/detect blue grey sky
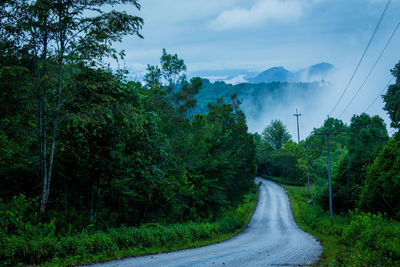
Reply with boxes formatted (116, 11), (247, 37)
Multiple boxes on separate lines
(116, 0), (400, 136)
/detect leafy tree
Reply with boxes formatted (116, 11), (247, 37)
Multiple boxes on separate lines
(359, 138), (400, 218)
(254, 133), (273, 176)
(0, 36), (257, 248)
(319, 113), (388, 213)
(53, 66), (188, 226)
(160, 48), (187, 87)
(358, 61), (400, 218)
(144, 65), (162, 88)
(0, 65), (38, 200)
(1, 0), (143, 213)
(262, 119), (291, 150)
(256, 121), (307, 182)
(383, 61), (400, 129)
(260, 141), (305, 181)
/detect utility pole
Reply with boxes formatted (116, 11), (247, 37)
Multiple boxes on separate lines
(306, 137), (310, 193)
(293, 109), (301, 143)
(314, 116), (340, 217)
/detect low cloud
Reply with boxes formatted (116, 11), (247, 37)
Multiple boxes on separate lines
(210, 0), (304, 31)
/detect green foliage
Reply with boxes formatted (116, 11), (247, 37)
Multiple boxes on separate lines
(262, 119), (291, 150)
(160, 48), (187, 86)
(383, 61), (400, 129)
(0, 195), (36, 236)
(325, 113), (388, 213)
(191, 79), (328, 117)
(0, 190), (257, 266)
(0, 41), (257, 265)
(255, 122), (305, 183)
(285, 185), (400, 266)
(310, 114), (388, 213)
(262, 175), (305, 186)
(359, 137), (400, 218)
(338, 213), (400, 266)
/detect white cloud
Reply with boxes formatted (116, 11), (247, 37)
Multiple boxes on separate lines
(203, 74), (248, 85)
(203, 76), (230, 82)
(224, 75), (248, 84)
(210, 0), (304, 31)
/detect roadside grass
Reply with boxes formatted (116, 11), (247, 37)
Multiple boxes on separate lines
(282, 183), (400, 266)
(1, 187), (258, 267)
(261, 175), (305, 186)
(44, 228), (247, 267)
(283, 184), (346, 266)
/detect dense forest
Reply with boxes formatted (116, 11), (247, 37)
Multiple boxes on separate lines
(255, 61), (400, 265)
(1, 0), (400, 266)
(0, 1), (256, 265)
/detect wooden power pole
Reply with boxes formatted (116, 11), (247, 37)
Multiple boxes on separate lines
(314, 117), (340, 217)
(306, 137), (310, 193)
(293, 109), (301, 143)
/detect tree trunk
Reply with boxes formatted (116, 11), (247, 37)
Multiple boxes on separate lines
(39, 14), (49, 213)
(41, 4), (66, 213)
(39, 83), (48, 213)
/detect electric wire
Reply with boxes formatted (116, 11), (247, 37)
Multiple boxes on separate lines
(364, 77), (394, 113)
(329, 0), (392, 116)
(338, 22), (400, 118)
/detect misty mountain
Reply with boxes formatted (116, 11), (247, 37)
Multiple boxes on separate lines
(247, 63), (334, 83)
(192, 79), (330, 133)
(247, 67), (292, 83)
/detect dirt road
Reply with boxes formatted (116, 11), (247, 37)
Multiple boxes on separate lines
(94, 178), (322, 266)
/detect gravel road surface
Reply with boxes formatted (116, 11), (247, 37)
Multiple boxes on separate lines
(93, 178), (322, 266)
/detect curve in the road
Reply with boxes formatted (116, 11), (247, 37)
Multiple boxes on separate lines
(93, 178), (322, 267)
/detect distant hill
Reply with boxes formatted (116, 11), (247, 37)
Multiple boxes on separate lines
(247, 63), (334, 84)
(247, 67), (292, 84)
(191, 79), (330, 121)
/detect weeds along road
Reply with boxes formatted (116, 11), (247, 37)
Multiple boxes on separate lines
(94, 178), (322, 267)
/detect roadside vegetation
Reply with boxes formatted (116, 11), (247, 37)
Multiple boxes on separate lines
(284, 185), (400, 266)
(256, 61), (400, 266)
(1, 188), (257, 266)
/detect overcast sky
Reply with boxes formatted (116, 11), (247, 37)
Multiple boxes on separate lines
(115, 0), (400, 136)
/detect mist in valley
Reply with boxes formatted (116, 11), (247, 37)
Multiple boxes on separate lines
(240, 62), (398, 140)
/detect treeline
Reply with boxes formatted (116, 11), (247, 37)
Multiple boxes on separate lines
(0, 0), (256, 244)
(256, 60), (400, 218)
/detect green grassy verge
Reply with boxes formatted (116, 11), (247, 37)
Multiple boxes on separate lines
(1, 188), (258, 267)
(261, 175), (305, 186)
(283, 184), (345, 266)
(283, 184), (400, 266)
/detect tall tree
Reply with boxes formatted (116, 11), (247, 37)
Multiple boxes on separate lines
(383, 60), (400, 130)
(262, 119), (291, 150)
(1, 0), (143, 213)
(325, 113), (388, 213)
(359, 138), (400, 218)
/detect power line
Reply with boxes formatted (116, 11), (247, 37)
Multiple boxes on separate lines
(364, 77), (394, 113)
(338, 22), (400, 118)
(329, 0), (392, 116)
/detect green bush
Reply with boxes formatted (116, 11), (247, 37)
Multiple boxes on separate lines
(338, 213), (400, 266)
(217, 216), (242, 234)
(0, 195), (38, 236)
